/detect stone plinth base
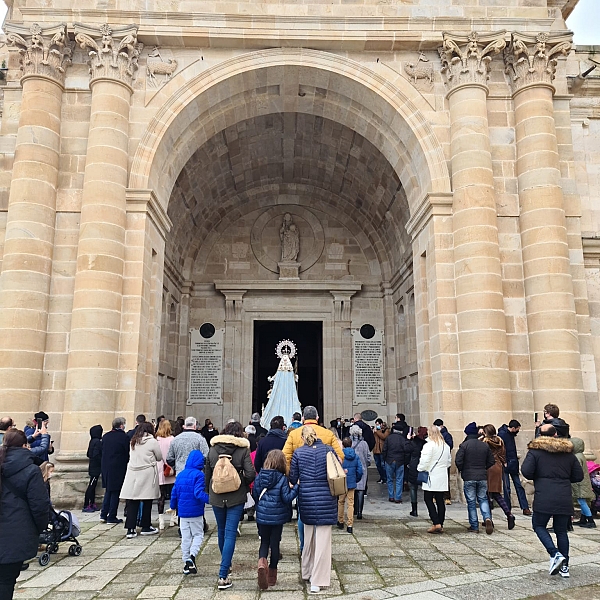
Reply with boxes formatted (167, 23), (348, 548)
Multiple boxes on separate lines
(278, 261), (300, 279)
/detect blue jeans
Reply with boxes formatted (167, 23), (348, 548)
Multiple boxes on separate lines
(374, 454), (387, 482)
(100, 488), (120, 521)
(212, 503), (245, 579)
(502, 470), (529, 511)
(297, 510), (304, 553)
(532, 512), (570, 564)
(385, 462), (404, 501)
(578, 498), (592, 517)
(463, 480), (492, 530)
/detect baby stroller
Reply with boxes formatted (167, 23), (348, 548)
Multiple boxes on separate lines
(38, 509), (82, 566)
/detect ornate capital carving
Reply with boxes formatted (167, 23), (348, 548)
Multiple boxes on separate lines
(73, 23), (143, 90)
(504, 31), (572, 95)
(438, 31), (507, 94)
(5, 22), (73, 87)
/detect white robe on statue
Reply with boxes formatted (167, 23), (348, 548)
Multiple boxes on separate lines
(261, 355), (302, 429)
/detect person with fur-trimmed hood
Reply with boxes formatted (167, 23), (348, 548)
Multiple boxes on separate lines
(521, 424), (584, 580)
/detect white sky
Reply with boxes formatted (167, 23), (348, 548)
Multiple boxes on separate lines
(0, 1), (597, 46)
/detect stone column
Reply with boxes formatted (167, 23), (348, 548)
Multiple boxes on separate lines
(0, 24), (72, 419)
(61, 24), (143, 454)
(504, 32), (587, 433)
(439, 32), (512, 425)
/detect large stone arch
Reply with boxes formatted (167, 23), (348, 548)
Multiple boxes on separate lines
(129, 47), (451, 217)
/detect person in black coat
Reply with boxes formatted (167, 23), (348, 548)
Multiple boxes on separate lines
(83, 424), (103, 512)
(393, 414), (410, 438)
(100, 417), (130, 524)
(352, 413), (375, 451)
(521, 424), (583, 577)
(455, 422), (496, 533)
(0, 430), (50, 599)
(534, 403), (570, 439)
(382, 423), (409, 503)
(498, 420), (531, 515)
(289, 426), (337, 593)
(406, 427), (427, 517)
(200, 419), (219, 445)
(254, 416), (287, 474)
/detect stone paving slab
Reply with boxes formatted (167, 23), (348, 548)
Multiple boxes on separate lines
(13, 473), (600, 600)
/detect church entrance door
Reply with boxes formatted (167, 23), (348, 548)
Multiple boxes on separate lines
(252, 321), (323, 422)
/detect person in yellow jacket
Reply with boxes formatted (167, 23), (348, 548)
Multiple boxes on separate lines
(283, 406), (344, 472)
(283, 406), (344, 555)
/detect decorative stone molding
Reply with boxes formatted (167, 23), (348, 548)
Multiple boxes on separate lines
(5, 22), (73, 86)
(504, 31), (572, 95)
(73, 23), (143, 90)
(126, 189), (173, 240)
(405, 192), (453, 239)
(438, 31), (506, 94)
(331, 292), (354, 322)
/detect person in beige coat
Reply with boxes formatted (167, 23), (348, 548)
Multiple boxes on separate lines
(120, 422), (162, 538)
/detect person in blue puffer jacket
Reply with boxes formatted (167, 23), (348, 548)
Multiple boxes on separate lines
(252, 449), (298, 590)
(170, 450), (210, 576)
(289, 425), (338, 594)
(337, 437), (363, 534)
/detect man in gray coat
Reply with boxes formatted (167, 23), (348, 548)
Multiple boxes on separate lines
(166, 417), (209, 475)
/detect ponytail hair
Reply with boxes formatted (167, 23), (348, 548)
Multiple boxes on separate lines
(302, 425), (318, 446)
(0, 429), (28, 495)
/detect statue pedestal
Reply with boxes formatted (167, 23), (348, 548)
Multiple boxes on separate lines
(278, 261), (300, 280)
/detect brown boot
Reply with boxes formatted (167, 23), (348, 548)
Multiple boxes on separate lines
(257, 558), (268, 590)
(268, 567), (277, 587)
(427, 524), (443, 534)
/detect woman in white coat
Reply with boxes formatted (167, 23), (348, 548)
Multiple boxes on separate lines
(120, 422), (162, 538)
(417, 425), (452, 534)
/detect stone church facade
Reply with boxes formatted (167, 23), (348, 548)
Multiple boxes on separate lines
(0, 0), (598, 496)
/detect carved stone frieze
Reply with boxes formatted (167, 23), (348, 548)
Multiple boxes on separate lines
(438, 31), (506, 93)
(404, 52), (434, 90)
(146, 47), (178, 87)
(5, 22), (73, 86)
(504, 31), (572, 95)
(73, 23), (143, 89)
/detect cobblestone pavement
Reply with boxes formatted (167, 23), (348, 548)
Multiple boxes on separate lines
(13, 472), (600, 600)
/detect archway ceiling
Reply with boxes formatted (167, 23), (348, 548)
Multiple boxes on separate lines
(167, 112), (411, 277)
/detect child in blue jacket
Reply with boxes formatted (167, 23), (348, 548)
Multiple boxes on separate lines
(252, 449), (298, 590)
(337, 437), (363, 533)
(170, 450), (210, 575)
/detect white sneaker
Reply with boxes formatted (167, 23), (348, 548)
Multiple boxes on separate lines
(126, 530), (137, 539)
(140, 526), (159, 536)
(559, 565), (570, 578)
(309, 585), (320, 594)
(549, 552), (565, 575)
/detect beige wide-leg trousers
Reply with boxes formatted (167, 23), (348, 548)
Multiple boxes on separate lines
(302, 525), (332, 587)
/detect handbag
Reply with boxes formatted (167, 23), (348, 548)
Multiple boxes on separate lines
(326, 449), (347, 496)
(417, 446), (445, 486)
(163, 463), (175, 478)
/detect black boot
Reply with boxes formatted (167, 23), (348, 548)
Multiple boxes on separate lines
(581, 516), (597, 529)
(410, 502), (418, 517)
(575, 515), (587, 526)
(356, 491), (365, 520)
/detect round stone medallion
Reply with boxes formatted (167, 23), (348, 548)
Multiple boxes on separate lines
(250, 205), (325, 274)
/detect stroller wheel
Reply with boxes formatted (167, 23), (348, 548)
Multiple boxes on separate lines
(69, 544), (82, 557)
(39, 553), (50, 567)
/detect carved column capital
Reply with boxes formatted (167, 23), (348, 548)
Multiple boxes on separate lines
(73, 23), (143, 91)
(504, 31), (572, 95)
(438, 30), (507, 95)
(5, 22), (73, 87)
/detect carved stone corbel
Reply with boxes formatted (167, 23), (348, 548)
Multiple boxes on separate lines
(5, 22), (73, 87)
(504, 31), (572, 95)
(438, 31), (507, 94)
(73, 23), (143, 90)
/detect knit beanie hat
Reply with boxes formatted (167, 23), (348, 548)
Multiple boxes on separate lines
(464, 422), (479, 436)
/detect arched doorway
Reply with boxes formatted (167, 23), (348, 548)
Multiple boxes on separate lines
(128, 48), (452, 428)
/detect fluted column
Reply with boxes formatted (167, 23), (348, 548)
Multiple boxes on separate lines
(62, 24), (143, 454)
(439, 31), (512, 425)
(0, 23), (72, 419)
(504, 32), (587, 433)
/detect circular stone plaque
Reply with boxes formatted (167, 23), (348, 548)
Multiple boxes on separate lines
(250, 206), (325, 274)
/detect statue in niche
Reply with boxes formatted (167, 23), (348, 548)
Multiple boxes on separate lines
(280, 213), (300, 262)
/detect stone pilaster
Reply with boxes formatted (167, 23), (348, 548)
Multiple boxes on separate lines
(61, 24), (142, 455)
(439, 31), (512, 426)
(0, 23), (72, 420)
(504, 32), (588, 434)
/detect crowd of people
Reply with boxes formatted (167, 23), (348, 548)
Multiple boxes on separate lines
(1, 404), (600, 596)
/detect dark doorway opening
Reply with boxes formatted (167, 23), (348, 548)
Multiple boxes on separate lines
(252, 321), (323, 422)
